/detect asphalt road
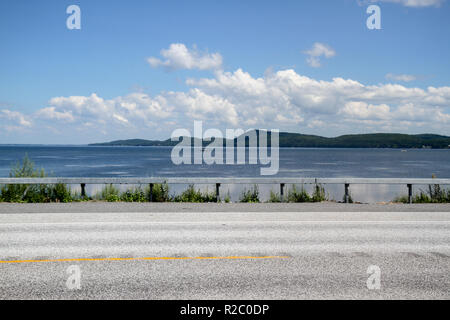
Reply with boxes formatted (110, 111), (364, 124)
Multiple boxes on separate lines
(0, 204), (449, 299)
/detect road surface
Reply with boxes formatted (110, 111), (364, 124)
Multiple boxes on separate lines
(0, 203), (449, 299)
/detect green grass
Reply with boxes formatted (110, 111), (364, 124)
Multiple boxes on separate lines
(95, 184), (120, 202)
(148, 183), (170, 202)
(287, 185), (311, 202)
(224, 191), (231, 203)
(268, 184), (328, 203)
(0, 154), (73, 203)
(394, 187), (450, 203)
(311, 184), (327, 202)
(94, 183), (171, 202)
(239, 185), (260, 203)
(120, 187), (147, 202)
(269, 190), (282, 203)
(172, 185), (217, 203)
(393, 175), (450, 203)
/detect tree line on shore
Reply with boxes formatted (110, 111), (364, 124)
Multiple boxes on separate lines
(90, 132), (450, 149)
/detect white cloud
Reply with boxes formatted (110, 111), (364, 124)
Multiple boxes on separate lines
(385, 73), (417, 82)
(44, 93), (174, 130)
(307, 119), (325, 128)
(186, 68), (450, 133)
(112, 113), (129, 124)
(303, 43), (336, 68)
(0, 109), (32, 127)
(147, 43), (223, 71)
(49, 93), (113, 117)
(340, 102), (391, 119)
(5, 65), (450, 141)
(394, 103), (427, 120)
(165, 88), (239, 125)
(35, 107), (74, 122)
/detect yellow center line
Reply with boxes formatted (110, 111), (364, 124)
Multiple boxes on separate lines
(0, 255), (290, 264)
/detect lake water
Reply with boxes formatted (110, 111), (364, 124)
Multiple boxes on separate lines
(1, 146), (449, 203)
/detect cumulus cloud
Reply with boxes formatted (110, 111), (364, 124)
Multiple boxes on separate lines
(35, 107), (74, 122)
(303, 43), (336, 68)
(340, 102), (391, 120)
(29, 67), (450, 138)
(165, 89), (239, 125)
(45, 92), (173, 129)
(0, 109), (32, 127)
(385, 73), (417, 82)
(187, 68), (450, 132)
(4, 61), (450, 141)
(147, 43), (223, 71)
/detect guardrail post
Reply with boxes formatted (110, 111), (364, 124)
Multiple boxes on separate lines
(344, 183), (350, 203)
(280, 183), (285, 202)
(216, 183), (221, 202)
(149, 183), (154, 202)
(80, 183), (86, 198)
(407, 184), (412, 204)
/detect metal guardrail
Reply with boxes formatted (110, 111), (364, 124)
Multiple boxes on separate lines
(1, 177), (449, 203)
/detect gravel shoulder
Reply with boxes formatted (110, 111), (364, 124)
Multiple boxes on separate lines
(0, 201), (449, 213)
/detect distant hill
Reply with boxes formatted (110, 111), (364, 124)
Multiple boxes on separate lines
(89, 132), (450, 149)
(91, 138), (177, 147)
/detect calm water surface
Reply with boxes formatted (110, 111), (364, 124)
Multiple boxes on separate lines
(1, 146), (449, 202)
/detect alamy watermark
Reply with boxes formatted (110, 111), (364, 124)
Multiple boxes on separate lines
(66, 265), (81, 290)
(66, 5), (81, 30)
(366, 5), (381, 30)
(170, 121), (279, 176)
(366, 265), (381, 290)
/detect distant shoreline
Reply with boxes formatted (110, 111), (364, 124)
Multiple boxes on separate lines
(1, 145), (450, 150)
(1, 131), (450, 149)
(89, 131), (450, 149)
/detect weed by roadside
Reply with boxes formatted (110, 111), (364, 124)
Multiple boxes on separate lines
(240, 185), (260, 203)
(0, 154), (72, 203)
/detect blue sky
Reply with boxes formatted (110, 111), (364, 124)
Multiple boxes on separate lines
(0, 0), (449, 144)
